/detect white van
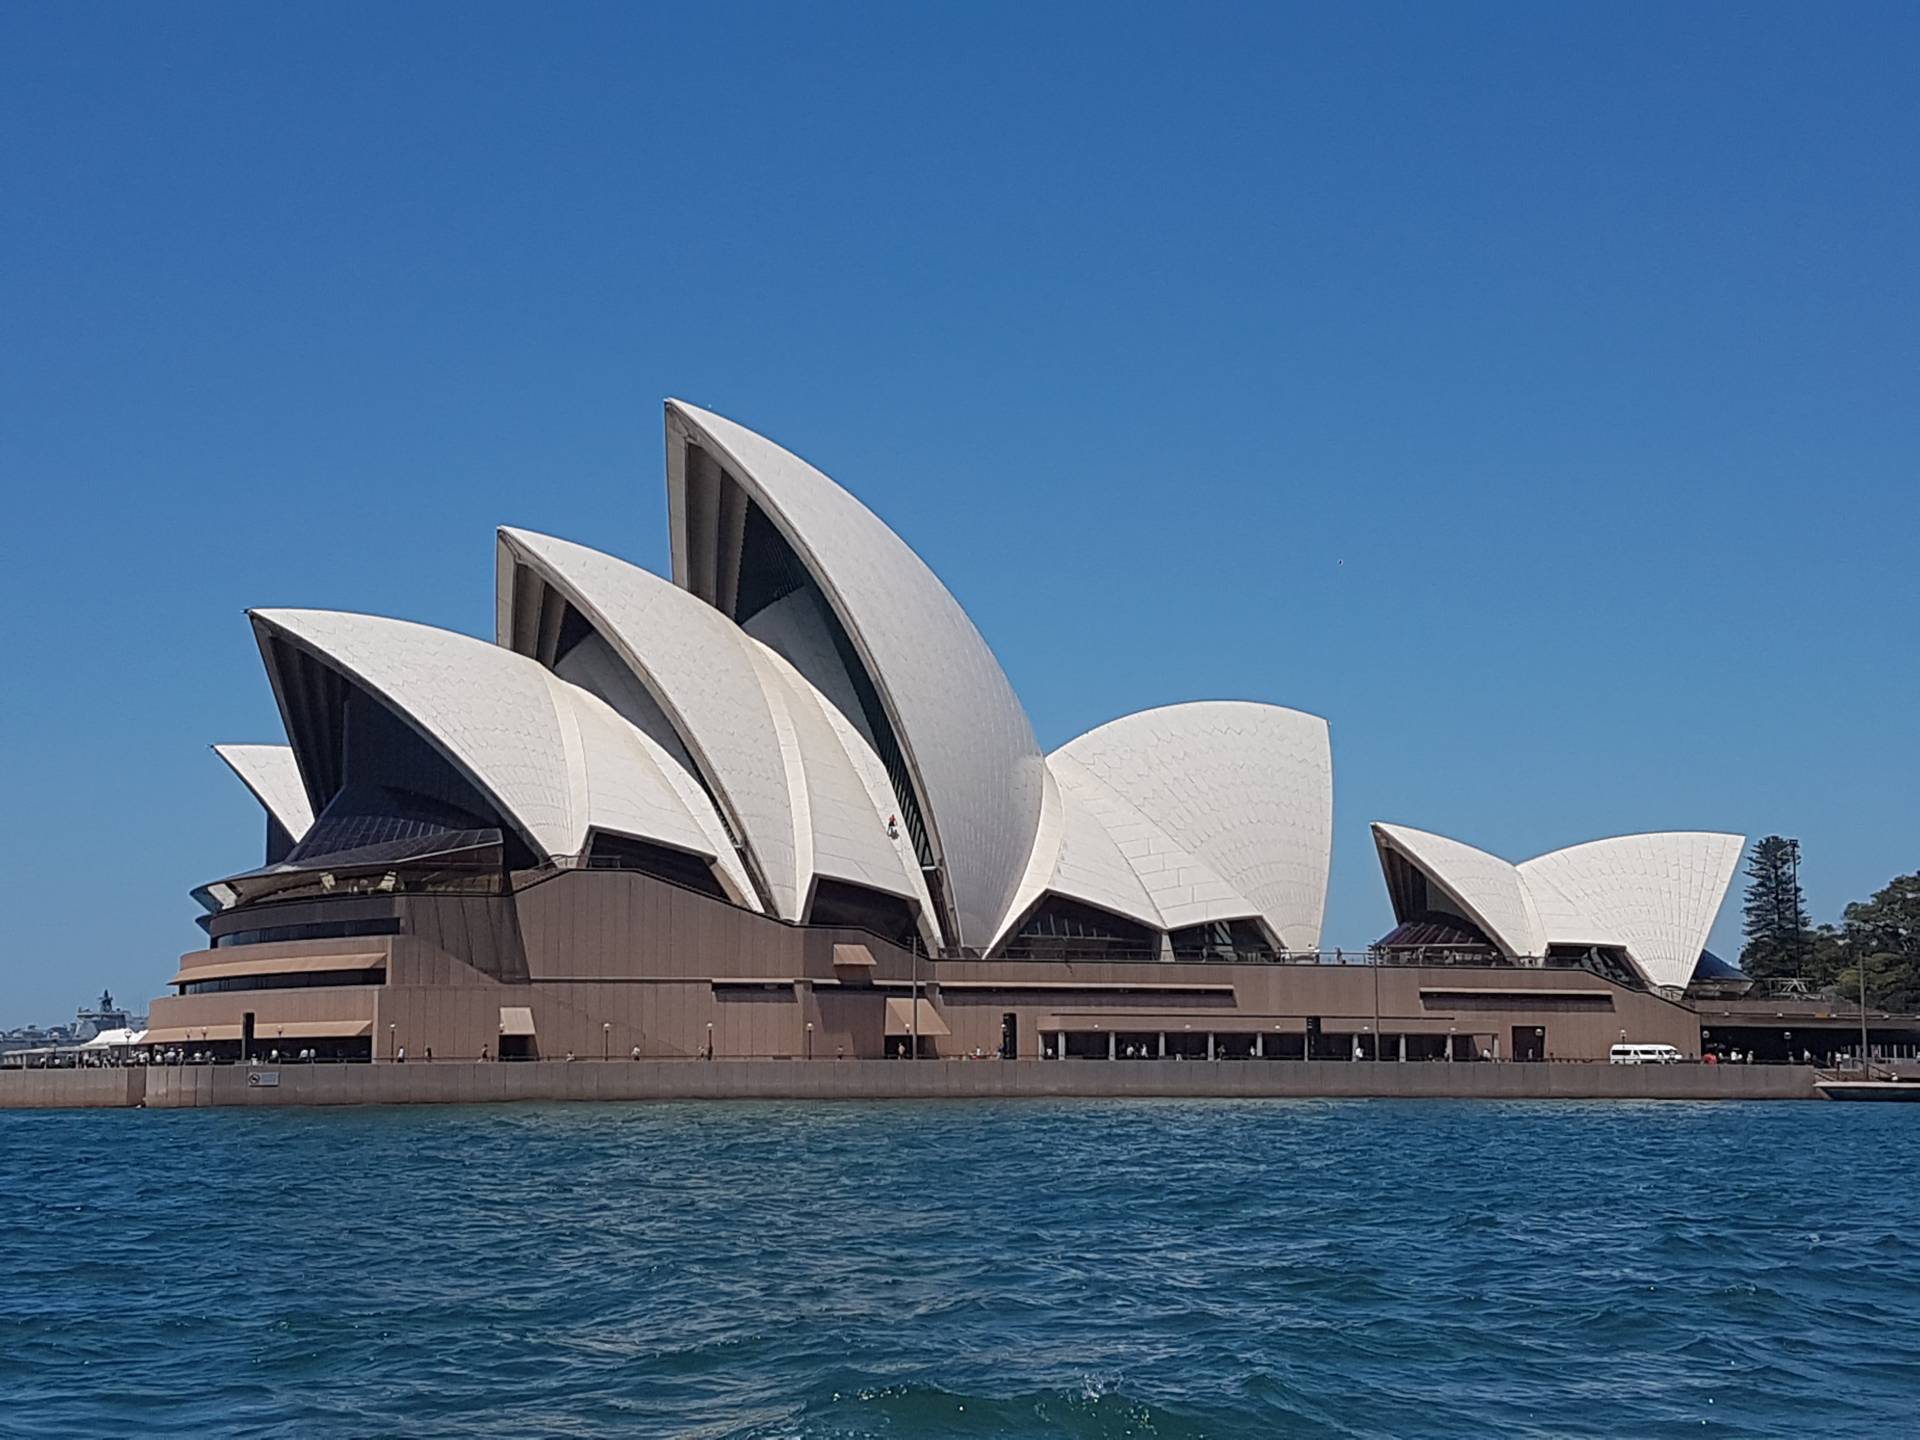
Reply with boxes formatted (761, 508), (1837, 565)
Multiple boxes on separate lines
(1610, 1043), (1684, 1065)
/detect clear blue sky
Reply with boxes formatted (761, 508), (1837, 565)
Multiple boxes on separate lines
(2, 2), (1915, 1022)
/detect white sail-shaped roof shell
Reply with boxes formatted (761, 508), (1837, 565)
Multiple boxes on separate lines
(497, 528), (803, 918)
(250, 609), (756, 907)
(495, 530), (940, 946)
(748, 642), (944, 952)
(212, 743), (314, 841)
(1053, 703), (1334, 951)
(989, 765), (1167, 952)
(1517, 833), (1744, 992)
(1371, 823), (1546, 959)
(1371, 822), (1745, 991)
(665, 400), (1044, 951)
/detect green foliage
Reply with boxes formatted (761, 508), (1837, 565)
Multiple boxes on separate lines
(1740, 836), (1809, 978)
(1740, 850), (1920, 1011)
(1837, 874), (1920, 1012)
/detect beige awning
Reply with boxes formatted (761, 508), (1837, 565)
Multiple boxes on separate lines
(884, 997), (950, 1037)
(832, 943), (876, 967)
(499, 1006), (537, 1036)
(252, 1020), (372, 1040)
(171, 952), (387, 986)
(142, 1024), (245, 1045)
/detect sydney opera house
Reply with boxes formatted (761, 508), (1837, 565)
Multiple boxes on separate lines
(146, 402), (1742, 1065)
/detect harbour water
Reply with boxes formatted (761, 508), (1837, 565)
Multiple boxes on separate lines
(3, 1099), (1916, 1437)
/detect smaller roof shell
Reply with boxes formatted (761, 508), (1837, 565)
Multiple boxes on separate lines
(1054, 702), (1334, 951)
(497, 528), (802, 917)
(1517, 832), (1745, 993)
(1370, 822), (1745, 991)
(250, 609), (757, 907)
(1371, 823), (1545, 959)
(212, 743), (314, 841)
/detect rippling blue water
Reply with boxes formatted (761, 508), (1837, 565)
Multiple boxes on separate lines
(4, 1099), (1918, 1437)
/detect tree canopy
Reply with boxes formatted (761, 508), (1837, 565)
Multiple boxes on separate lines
(1740, 842), (1920, 1011)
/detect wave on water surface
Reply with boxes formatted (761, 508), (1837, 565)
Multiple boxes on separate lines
(3, 1098), (1917, 1438)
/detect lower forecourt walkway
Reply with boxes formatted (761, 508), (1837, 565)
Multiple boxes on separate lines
(0, 1059), (1820, 1109)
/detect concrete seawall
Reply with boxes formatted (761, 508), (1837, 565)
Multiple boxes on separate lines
(1, 1060), (1820, 1110)
(0, 1067), (148, 1109)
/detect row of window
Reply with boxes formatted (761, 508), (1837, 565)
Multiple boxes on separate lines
(212, 916), (402, 949)
(178, 968), (386, 996)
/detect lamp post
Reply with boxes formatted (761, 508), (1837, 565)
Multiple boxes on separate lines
(1372, 953), (1381, 1057)
(603, 1022), (610, 1062)
(705, 1022), (714, 1061)
(1448, 1026), (1456, 1063)
(388, 1023), (396, 1063)
(805, 1022), (814, 1060)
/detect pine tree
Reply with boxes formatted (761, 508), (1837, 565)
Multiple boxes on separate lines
(1740, 835), (1810, 977)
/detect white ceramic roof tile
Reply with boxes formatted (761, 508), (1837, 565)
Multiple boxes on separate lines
(742, 588), (877, 751)
(1370, 823), (1545, 958)
(667, 400), (1045, 950)
(1518, 832), (1744, 992)
(749, 641), (942, 951)
(499, 529), (802, 918)
(249, 610), (755, 908)
(988, 765), (1165, 950)
(1047, 753), (1258, 937)
(255, 608), (577, 857)
(212, 743), (314, 841)
(1372, 821), (1744, 990)
(559, 677), (758, 908)
(1056, 702), (1334, 950)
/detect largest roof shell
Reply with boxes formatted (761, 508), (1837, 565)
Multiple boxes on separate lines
(665, 400), (1044, 951)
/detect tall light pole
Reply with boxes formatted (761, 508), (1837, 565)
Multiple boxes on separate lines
(602, 1022), (610, 1062)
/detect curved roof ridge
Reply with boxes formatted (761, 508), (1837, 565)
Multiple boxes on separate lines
(1369, 822), (1544, 958)
(1517, 831), (1745, 991)
(1056, 701), (1334, 951)
(665, 399), (1044, 950)
(746, 639), (943, 952)
(497, 527), (801, 917)
(1048, 752), (1256, 938)
(247, 608), (754, 906)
